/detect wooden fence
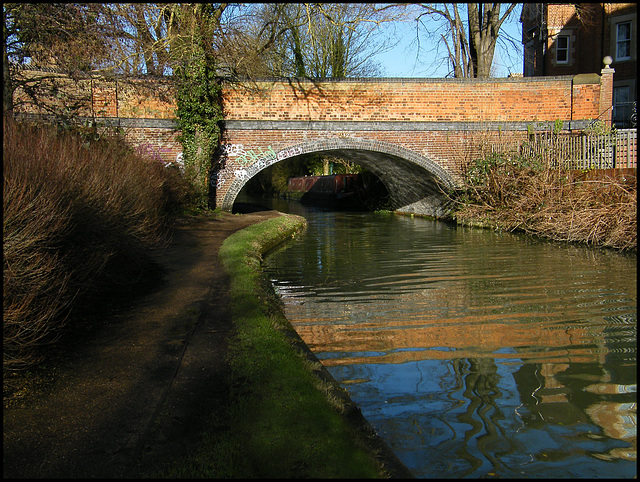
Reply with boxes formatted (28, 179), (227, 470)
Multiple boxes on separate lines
(517, 128), (637, 169)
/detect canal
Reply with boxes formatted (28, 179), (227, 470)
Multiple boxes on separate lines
(240, 196), (637, 478)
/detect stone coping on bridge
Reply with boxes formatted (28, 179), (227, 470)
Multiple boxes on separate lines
(14, 113), (594, 133)
(222, 75), (581, 84)
(13, 112), (177, 129)
(224, 119), (595, 132)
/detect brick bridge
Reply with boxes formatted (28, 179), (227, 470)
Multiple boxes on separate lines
(216, 71), (613, 215)
(14, 66), (614, 216)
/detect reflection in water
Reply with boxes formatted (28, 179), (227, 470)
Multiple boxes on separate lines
(261, 202), (636, 478)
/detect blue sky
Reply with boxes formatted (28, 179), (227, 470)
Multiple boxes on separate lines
(373, 4), (524, 78)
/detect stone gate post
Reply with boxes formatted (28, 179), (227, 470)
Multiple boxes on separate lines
(600, 56), (615, 128)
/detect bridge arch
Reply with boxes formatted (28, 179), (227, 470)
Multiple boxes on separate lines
(219, 137), (460, 217)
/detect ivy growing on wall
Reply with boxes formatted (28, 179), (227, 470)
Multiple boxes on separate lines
(174, 46), (223, 209)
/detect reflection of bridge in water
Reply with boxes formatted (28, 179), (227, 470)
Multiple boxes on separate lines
(291, 303), (636, 463)
(294, 312), (602, 366)
(292, 313), (636, 464)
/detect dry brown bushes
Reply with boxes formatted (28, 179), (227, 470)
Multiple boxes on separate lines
(3, 117), (189, 374)
(454, 153), (637, 251)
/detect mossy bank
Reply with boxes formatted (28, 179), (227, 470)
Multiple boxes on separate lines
(158, 214), (413, 478)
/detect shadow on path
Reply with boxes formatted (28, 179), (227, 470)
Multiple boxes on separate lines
(3, 211), (281, 478)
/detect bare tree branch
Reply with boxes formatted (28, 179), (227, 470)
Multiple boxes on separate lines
(412, 3), (519, 78)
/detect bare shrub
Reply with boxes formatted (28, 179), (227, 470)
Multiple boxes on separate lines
(454, 153), (637, 251)
(3, 116), (189, 373)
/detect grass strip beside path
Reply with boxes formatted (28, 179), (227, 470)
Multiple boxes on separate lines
(164, 214), (392, 478)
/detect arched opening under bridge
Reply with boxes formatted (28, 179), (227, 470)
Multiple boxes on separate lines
(220, 138), (459, 218)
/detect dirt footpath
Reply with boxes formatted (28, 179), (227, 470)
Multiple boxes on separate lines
(3, 210), (283, 478)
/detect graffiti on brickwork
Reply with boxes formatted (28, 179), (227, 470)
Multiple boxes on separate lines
(214, 168), (250, 190)
(218, 144), (305, 187)
(222, 144), (275, 166)
(233, 169), (248, 181)
(237, 146), (278, 167)
(213, 169), (234, 190)
(164, 152), (184, 172)
(222, 144), (246, 157)
(222, 144), (303, 167)
(276, 145), (303, 160)
(136, 142), (175, 164)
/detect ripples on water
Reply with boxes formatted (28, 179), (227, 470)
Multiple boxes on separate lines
(262, 207), (637, 478)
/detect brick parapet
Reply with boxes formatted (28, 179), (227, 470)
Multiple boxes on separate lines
(13, 68), (610, 127)
(221, 77), (586, 124)
(13, 71), (610, 132)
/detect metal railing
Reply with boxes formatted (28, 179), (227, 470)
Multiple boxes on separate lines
(613, 101), (637, 129)
(519, 129), (637, 169)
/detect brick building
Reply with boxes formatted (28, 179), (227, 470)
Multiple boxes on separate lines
(521, 3), (637, 128)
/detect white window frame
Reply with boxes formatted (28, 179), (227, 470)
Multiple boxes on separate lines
(616, 21), (632, 61)
(610, 13), (636, 63)
(555, 35), (570, 64)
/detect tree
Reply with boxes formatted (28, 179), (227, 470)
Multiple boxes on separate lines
(228, 3), (404, 79)
(170, 4), (229, 208)
(233, 3), (309, 78)
(97, 3), (234, 76)
(3, 3), (115, 70)
(4, 3), (233, 208)
(300, 3), (375, 78)
(3, 3), (117, 115)
(413, 3), (519, 78)
(103, 3), (172, 76)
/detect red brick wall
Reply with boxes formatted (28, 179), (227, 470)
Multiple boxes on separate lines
(544, 3), (605, 76)
(525, 3), (636, 85)
(222, 77), (606, 124)
(91, 80), (118, 117)
(116, 78), (175, 119)
(13, 71), (180, 164)
(599, 68), (615, 126)
(603, 3), (637, 83)
(123, 127), (182, 164)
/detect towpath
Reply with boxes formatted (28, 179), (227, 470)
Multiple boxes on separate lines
(3, 210), (282, 478)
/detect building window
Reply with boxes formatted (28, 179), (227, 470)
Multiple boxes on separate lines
(556, 35), (569, 64)
(616, 22), (631, 61)
(613, 85), (632, 128)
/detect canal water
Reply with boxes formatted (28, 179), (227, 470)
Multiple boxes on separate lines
(250, 197), (636, 478)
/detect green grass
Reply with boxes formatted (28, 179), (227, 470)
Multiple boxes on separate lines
(159, 215), (384, 478)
